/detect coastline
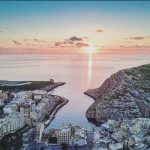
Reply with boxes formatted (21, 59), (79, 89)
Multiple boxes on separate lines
(84, 90), (97, 100)
(84, 64), (150, 125)
(0, 80), (66, 92)
(0, 79), (69, 149)
(42, 82), (66, 92)
(44, 96), (69, 128)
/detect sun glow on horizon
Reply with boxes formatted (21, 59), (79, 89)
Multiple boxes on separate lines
(84, 44), (97, 54)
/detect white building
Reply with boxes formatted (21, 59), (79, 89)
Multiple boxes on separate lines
(34, 94), (43, 101)
(3, 104), (17, 114)
(20, 105), (33, 126)
(56, 124), (72, 144)
(33, 90), (47, 101)
(0, 90), (8, 100)
(73, 126), (87, 146)
(0, 112), (24, 139)
(13, 91), (31, 101)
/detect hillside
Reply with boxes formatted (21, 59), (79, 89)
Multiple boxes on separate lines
(85, 64), (150, 125)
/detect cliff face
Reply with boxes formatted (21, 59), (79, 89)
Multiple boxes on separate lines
(85, 64), (150, 124)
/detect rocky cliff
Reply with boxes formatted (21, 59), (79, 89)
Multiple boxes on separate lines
(85, 64), (150, 124)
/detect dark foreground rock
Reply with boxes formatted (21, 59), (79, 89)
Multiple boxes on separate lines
(85, 64), (150, 125)
(0, 125), (35, 150)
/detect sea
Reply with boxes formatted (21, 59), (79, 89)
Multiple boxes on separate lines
(0, 53), (149, 130)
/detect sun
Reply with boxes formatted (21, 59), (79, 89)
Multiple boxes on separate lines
(85, 44), (96, 54)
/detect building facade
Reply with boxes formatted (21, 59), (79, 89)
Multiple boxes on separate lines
(56, 124), (72, 144)
(0, 112), (24, 139)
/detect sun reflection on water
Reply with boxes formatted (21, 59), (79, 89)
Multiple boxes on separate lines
(87, 53), (92, 88)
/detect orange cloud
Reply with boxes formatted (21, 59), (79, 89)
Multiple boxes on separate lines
(96, 29), (104, 32)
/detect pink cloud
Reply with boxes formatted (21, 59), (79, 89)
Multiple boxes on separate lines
(76, 42), (89, 48)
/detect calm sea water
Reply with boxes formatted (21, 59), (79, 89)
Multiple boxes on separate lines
(0, 54), (149, 130)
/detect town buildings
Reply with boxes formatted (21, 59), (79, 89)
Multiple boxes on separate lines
(0, 90), (8, 100)
(73, 126), (87, 146)
(39, 123), (88, 147)
(56, 124), (72, 145)
(0, 112), (24, 139)
(92, 118), (150, 150)
(0, 89), (65, 141)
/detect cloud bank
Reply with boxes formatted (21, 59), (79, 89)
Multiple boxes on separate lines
(54, 36), (88, 48)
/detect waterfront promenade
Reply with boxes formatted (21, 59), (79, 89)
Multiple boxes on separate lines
(28, 130), (93, 150)
(28, 142), (89, 150)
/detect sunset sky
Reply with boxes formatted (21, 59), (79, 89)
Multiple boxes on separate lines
(0, 1), (150, 55)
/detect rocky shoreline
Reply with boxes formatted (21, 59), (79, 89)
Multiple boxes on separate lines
(84, 90), (98, 100)
(44, 96), (68, 128)
(85, 64), (150, 125)
(42, 82), (65, 92)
